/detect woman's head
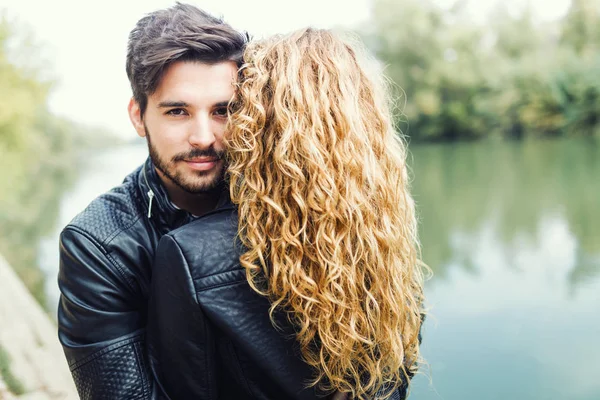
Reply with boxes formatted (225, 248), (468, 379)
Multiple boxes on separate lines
(227, 28), (425, 398)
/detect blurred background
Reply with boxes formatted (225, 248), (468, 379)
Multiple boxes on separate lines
(0, 0), (598, 399)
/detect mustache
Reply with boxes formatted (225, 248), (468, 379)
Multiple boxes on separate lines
(172, 148), (226, 162)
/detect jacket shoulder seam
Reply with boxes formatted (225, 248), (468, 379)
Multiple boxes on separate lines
(103, 213), (144, 247)
(63, 225), (138, 292)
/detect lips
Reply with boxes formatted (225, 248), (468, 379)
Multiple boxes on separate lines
(186, 157), (219, 163)
(184, 158), (220, 172)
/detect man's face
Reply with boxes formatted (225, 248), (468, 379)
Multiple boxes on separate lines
(129, 60), (238, 194)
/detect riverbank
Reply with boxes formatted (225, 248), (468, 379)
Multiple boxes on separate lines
(0, 254), (76, 399)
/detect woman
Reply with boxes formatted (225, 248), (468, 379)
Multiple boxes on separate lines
(147, 28), (426, 400)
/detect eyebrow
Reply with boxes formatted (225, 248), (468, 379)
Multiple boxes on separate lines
(214, 101), (231, 108)
(157, 100), (231, 108)
(157, 101), (189, 108)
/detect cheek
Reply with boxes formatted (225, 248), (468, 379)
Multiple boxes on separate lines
(213, 121), (228, 147)
(151, 121), (189, 148)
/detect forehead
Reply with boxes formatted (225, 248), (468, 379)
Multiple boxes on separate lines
(151, 60), (238, 105)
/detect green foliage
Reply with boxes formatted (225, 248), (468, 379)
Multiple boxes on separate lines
(0, 16), (119, 306)
(0, 344), (26, 395)
(560, 0), (600, 55)
(362, 0), (600, 141)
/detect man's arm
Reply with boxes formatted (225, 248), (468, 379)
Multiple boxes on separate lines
(58, 227), (154, 400)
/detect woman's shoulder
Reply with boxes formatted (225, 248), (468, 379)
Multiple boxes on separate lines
(160, 206), (243, 282)
(170, 206), (238, 241)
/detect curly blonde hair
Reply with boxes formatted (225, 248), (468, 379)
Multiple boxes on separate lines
(226, 28), (425, 399)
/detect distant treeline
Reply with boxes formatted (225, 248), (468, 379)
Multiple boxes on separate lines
(360, 0), (600, 141)
(0, 17), (119, 305)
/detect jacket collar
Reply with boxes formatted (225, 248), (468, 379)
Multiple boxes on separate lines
(137, 157), (233, 233)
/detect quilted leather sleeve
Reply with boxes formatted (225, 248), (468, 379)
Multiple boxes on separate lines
(58, 227), (153, 399)
(70, 334), (152, 400)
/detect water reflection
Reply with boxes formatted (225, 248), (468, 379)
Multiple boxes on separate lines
(412, 138), (600, 291)
(409, 138), (600, 400)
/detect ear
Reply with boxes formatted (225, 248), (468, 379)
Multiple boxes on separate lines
(128, 97), (146, 138)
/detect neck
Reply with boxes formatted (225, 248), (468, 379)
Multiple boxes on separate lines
(155, 168), (223, 217)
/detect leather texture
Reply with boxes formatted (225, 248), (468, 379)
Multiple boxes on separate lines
(58, 157), (199, 400)
(71, 335), (151, 399)
(147, 209), (412, 400)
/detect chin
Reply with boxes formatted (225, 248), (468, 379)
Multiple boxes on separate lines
(185, 174), (224, 194)
(171, 161), (225, 193)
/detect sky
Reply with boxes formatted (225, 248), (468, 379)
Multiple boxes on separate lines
(0, 0), (571, 139)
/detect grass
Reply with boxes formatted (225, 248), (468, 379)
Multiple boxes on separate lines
(0, 344), (25, 395)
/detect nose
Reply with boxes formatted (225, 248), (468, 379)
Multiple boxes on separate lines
(188, 113), (215, 148)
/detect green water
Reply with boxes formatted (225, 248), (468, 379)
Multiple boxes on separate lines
(408, 138), (600, 400)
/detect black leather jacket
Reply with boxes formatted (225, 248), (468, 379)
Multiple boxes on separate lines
(146, 211), (409, 400)
(57, 157), (206, 399)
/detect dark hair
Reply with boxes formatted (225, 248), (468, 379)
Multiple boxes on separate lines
(126, 2), (248, 116)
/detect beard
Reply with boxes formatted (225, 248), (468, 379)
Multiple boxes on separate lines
(144, 124), (226, 194)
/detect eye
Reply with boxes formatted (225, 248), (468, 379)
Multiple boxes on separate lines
(213, 107), (228, 118)
(166, 108), (187, 116)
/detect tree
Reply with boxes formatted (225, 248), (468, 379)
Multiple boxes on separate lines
(560, 0), (600, 55)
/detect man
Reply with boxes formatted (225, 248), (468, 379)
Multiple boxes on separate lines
(57, 3), (247, 398)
